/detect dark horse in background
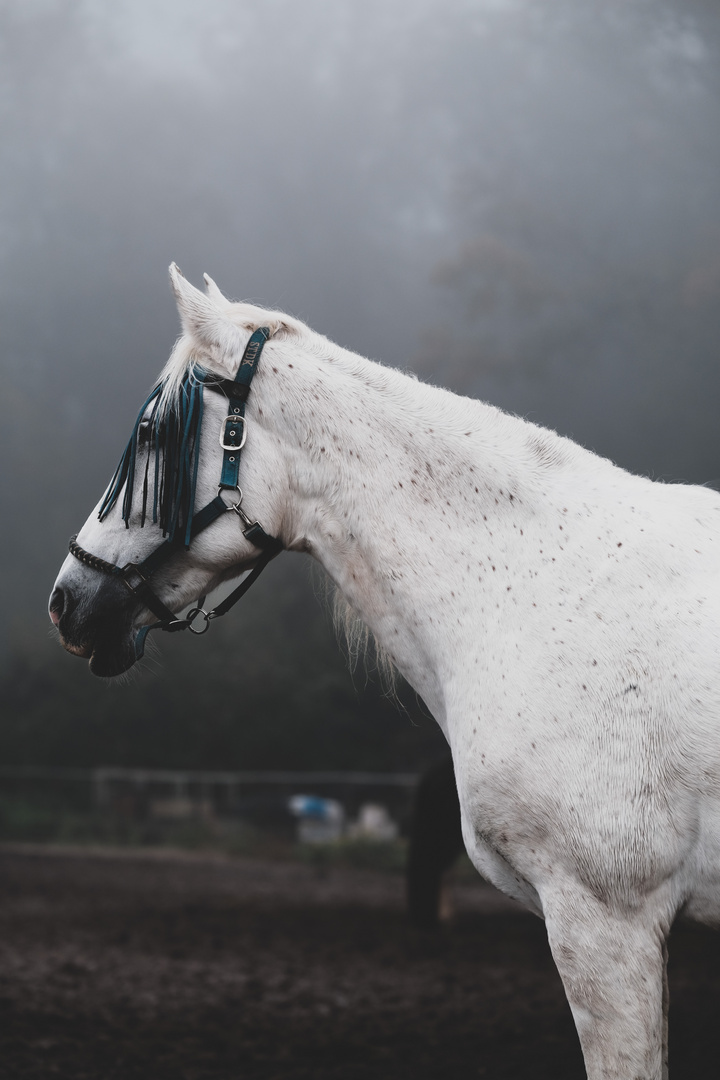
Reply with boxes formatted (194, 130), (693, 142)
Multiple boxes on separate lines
(406, 758), (464, 929)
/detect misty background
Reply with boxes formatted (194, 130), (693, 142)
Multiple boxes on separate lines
(1, 0), (719, 774)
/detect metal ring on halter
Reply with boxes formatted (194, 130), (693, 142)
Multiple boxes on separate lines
(218, 485), (254, 528)
(219, 483), (243, 502)
(185, 607), (211, 635)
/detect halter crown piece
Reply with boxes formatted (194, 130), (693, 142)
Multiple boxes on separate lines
(68, 328), (283, 659)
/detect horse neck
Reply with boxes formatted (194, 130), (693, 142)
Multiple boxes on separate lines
(251, 333), (585, 713)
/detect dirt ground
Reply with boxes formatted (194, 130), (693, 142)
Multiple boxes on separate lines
(0, 845), (718, 1079)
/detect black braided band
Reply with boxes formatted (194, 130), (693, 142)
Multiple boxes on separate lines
(68, 536), (121, 577)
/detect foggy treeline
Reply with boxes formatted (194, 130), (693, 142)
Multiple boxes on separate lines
(1, 0), (719, 771)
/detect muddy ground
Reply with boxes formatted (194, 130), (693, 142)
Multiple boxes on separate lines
(0, 845), (718, 1079)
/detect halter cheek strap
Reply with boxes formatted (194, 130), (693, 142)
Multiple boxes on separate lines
(68, 328), (282, 659)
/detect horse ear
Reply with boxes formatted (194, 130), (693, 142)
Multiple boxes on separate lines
(203, 273), (231, 307)
(169, 263), (243, 367)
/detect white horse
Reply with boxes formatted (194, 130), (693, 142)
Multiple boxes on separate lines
(50, 265), (720, 1079)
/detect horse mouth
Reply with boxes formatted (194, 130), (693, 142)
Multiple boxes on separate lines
(55, 624), (137, 677)
(55, 631), (135, 677)
(62, 638), (94, 660)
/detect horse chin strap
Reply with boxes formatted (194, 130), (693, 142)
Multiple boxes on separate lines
(68, 328), (283, 660)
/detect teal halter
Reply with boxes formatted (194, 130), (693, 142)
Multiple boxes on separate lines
(68, 328), (282, 659)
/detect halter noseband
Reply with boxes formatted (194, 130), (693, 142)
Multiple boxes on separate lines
(68, 328), (282, 659)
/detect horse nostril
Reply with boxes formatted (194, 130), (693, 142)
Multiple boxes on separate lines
(49, 587), (65, 626)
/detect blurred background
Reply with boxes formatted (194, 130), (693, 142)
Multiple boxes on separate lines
(1, 0), (719, 846)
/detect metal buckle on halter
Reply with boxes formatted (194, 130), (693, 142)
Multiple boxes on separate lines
(219, 416), (247, 450)
(120, 563), (149, 593)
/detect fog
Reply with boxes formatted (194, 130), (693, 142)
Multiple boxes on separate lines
(1, 0), (719, 765)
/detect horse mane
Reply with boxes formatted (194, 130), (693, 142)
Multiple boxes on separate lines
(312, 567), (398, 694)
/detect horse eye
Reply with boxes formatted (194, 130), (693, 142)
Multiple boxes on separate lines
(137, 420), (152, 447)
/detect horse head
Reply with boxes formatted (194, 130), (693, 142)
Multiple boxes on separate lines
(49, 265), (294, 676)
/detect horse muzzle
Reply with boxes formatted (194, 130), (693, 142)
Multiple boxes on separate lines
(48, 575), (138, 677)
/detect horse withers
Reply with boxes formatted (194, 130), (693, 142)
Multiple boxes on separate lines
(50, 266), (720, 1078)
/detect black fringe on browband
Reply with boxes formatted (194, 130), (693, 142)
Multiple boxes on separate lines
(98, 373), (205, 548)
